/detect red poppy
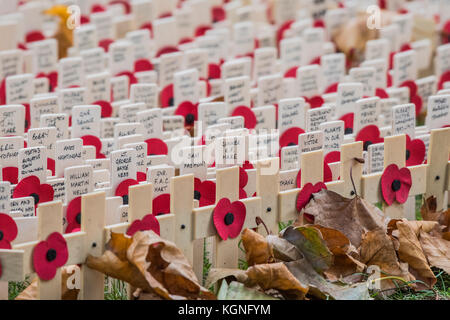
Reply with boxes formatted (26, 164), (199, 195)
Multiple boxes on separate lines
(410, 94), (423, 116)
(381, 164), (411, 205)
(91, 4), (106, 12)
(276, 20), (294, 45)
(309, 57), (321, 66)
(134, 59), (153, 72)
(339, 112), (354, 134)
(115, 71), (137, 86)
(212, 6), (226, 22)
(47, 158), (55, 176)
(156, 46), (180, 58)
(175, 101), (198, 128)
(239, 167), (249, 189)
(158, 12), (172, 19)
(179, 37), (195, 45)
(200, 77), (212, 97)
(98, 38), (114, 52)
(194, 178), (216, 207)
(324, 83), (339, 94)
(93, 100), (113, 118)
(36, 71), (58, 92)
(438, 70), (450, 90)
(208, 63), (221, 80)
(13, 176), (54, 209)
(296, 182), (327, 212)
(324, 151), (340, 164)
(126, 213), (160, 236)
(137, 171), (147, 182)
(296, 163), (333, 187)
(313, 19), (325, 28)
(115, 179), (139, 205)
(284, 66), (298, 78)
(109, 0), (131, 14)
(81, 135), (106, 159)
(279, 127), (305, 148)
(65, 197), (81, 233)
(231, 106), (257, 129)
(2, 167), (18, 184)
(0, 213), (18, 249)
(239, 188), (247, 199)
(375, 88), (389, 99)
(160, 84), (174, 107)
(399, 80), (422, 115)
(213, 198), (246, 240)
(145, 138), (168, 156)
(355, 125), (384, 151)
(25, 30), (45, 43)
(32, 232), (68, 281)
(195, 25), (212, 37)
(441, 20), (450, 44)
(304, 95), (324, 108)
(405, 135), (426, 166)
(80, 15), (90, 24)
(152, 193), (170, 215)
(140, 22), (153, 38)
(23, 103), (31, 132)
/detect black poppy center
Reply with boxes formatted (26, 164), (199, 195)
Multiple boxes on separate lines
(405, 149), (411, 160)
(168, 97), (174, 107)
(30, 193), (40, 205)
(0, 231), (3, 241)
(224, 212), (234, 226)
(75, 213), (81, 225)
(344, 127), (353, 135)
(287, 142), (296, 147)
(391, 179), (401, 192)
(194, 190), (201, 201)
(46, 248), (57, 262)
(363, 141), (373, 151)
(122, 194), (129, 205)
(185, 113), (195, 125)
(25, 119), (29, 129)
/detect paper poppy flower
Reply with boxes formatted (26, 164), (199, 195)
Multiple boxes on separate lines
(405, 135), (426, 166)
(145, 138), (168, 156)
(91, 4), (106, 12)
(194, 178), (216, 207)
(2, 167), (18, 184)
(80, 15), (90, 24)
(441, 20), (450, 44)
(279, 127), (305, 148)
(276, 20), (294, 45)
(324, 151), (340, 164)
(410, 94), (423, 116)
(239, 188), (247, 199)
(296, 182), (327, 212)
(231, 106), (257, 129)
(324, 83), (339, 94)
(134, 59), (153, 72)
(13, 176), (54, 209)
(381, 164), (412, 205)
(0, 78), (6, 104)
(137, 171), (147, 182)
(208, 63), (221, 80)
(152, 193), (170, 215)
(375, 88), (389, 99)
(126, 213), (160, 236)
(115, 179), (139, 205)
(355, 125), (383, 151)
(239, 167), (249, 189)
(304, 95), (324, 109)
(284, 66), (298, 78)
(213, 198), (246, 241)
(313, 19), (325, 28)
(140, 22), (153, 37)
(47, 158), (55, 176)
(99, 38), (114, 52)
(156, 46), (180, 58)
(309, 57), (321, 66)
(339, 113), (354, 134)
(25, 30), (45, 43)
(0, 213), (18, 249)
(65, 197), (81, 233)
(175, 101), (198, 128)
(115, 71), (137, 86)
(93, 100), (113, 118)
(160, 84), (174, 107)
(438, 70), (450, 90)
(212, 6), (226, 22)
(109, 0), (131, 14)
(195, 25), (212, 37)
(36, 71), (58, 92)
(32, 232), (68, 281)
(81, 135), (106, 158)
(296, 163), (333, 187)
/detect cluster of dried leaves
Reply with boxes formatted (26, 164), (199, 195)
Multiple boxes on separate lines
(207, 191), (449, 300)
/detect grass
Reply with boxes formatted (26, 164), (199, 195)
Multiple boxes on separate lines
(8, 275), (31, 300)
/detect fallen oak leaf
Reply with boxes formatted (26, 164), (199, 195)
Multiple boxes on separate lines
(304, 189), (388, 248)
(282, 225), (333, 274)
(418, 229), (450, 274)
(241, 228), (275, 266)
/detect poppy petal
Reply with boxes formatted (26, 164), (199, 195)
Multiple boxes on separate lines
(212, 6), (226, 22)
(81, 135), (102, 153)
(375, 88), (389, 99)
(355, 125), (383, 151)
(13, 176), (40, 198)
(115, 71), (137, 86)
(280, 127), (305, 148)
(324, 151), (340, 164)
(2, 167), (18, 184)
(381, 164), (400, 206)
(0, 213), (18, 244)
(127, 214), (160, 236)
(239, 167), (248, 189)
(339, 113), (354, 134)
(284, 66), (298, 78)
(226, 200), (246, 239)
(145, 138), (168, 156)
(156, 46), (179, 58)
(307, 95), (324, 108)
(239, 188), (247, 199)
(296, 183), (314, 211)
(324, 83), (339, 94)
(411, 94), (423, 116)
(208, 63), (221, 80)
(152, 194), (170, 215)
(400, 80), (418, 97)
(231, 106), (257, 129)
(160, 84), (174, 107)
(98, 38), (114, 52)
(66, 197), (81, 226)
(47, 158), (55, 176)
(396, 167), (412, 204)
(134, 59), (153, 72)
(46, 232), (69, 268)
(406, 136), (426, 166)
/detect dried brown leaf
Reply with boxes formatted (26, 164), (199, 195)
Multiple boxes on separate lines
(266, 235), (303, 262)
(421, 196), (450, 232)
(241, 228), (275, 266)
(418, 230), (450, 274)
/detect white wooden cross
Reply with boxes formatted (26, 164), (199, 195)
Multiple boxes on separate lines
(425, 128), (450, 211)
(192, 166), (262, 269)
(362, 134), (428, 219)
(278, 141), (364, 225)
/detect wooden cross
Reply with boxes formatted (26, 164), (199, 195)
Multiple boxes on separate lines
(425, 128), (450, 211)
(278, 142), (364, 225)
(362, 134), (427, 219)
(192, 166), (262, 269)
